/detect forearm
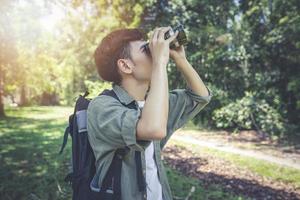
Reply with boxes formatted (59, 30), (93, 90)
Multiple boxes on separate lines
(140, 64), (169, 135)
(174, 58), (209, 96)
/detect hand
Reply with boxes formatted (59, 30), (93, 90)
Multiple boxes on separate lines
(169, 45), (187, 62)
(149, 26), (179, 68)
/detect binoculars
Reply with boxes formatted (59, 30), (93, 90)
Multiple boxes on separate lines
(141, 24), (188, 56)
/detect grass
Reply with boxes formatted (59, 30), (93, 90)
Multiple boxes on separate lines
(171, 139), (300, 189)
(0, 106), (248, 200)
(165, 165), (248, 200)
(0, 106), (73, 200)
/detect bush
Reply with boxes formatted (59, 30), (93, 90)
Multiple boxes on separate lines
(212, 91), (286, 137)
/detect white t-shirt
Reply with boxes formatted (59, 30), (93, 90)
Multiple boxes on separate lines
(137, 100), (164, 200)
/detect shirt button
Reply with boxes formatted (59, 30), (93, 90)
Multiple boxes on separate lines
(143, 194), (146, 199)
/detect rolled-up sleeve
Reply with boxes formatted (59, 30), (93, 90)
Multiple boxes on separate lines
(89, 95), (151, 152)
(160, 85), (213, 149)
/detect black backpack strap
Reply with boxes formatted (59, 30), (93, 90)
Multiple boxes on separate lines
(58, 90), (90, 155)
(99, 147), (130, 198)
(99, 89), (147, 195)
(59, 114), (74, 154)
(59, 126), (70, 154)
(135, 151), (147, 192)
(58, 91), (79, 155)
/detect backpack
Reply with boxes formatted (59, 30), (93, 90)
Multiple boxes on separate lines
(58, 89), (146, 200)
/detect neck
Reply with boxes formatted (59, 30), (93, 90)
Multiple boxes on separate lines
(121, 80), (150, 101)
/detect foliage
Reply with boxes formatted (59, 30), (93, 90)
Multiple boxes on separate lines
(0, 0), (299, 137)
(212, 91), (286, 136)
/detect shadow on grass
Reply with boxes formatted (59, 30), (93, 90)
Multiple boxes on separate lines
(3, 107), (298, 200)
(1, 112), (247, 200)
(0, 115), (72, 200)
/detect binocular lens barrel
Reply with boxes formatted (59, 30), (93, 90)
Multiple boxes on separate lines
(141, 24), (187, 56)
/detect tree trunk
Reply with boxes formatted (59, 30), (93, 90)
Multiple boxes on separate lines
(20, 85), (27, 106)
(0, 94), (4, 118)
(0, 66), (5, 117)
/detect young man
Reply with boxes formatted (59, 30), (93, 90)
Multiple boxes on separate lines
(87, 26), (213, 200)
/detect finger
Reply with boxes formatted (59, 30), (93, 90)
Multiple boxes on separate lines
(166, 30), (179, 43)
(154, 27), (165, 40)
(157, 26), (172, 41)
(151, 27), (158, 41)
(152, 28), (163, 43)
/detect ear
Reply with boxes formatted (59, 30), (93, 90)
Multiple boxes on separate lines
(117, 58), (133, 75)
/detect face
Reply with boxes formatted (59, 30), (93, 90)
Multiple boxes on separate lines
(117, 40), (153, 84)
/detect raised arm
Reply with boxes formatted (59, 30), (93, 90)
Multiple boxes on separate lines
(136, 26), (179, 141)
(160, 46), (213, 149)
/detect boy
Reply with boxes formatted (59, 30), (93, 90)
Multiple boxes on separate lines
(87, 26), (212, 200)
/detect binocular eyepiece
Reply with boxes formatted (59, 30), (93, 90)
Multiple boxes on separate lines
(141, 24), (188, 56)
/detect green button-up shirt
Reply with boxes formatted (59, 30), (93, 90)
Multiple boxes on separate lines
(87, 82), (213, 200)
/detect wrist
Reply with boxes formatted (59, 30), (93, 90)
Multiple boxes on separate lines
(152, 63), (167, 73)
(174, 57), (188, 66)
(153, 60), (167, 69)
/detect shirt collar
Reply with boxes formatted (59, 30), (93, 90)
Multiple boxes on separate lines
(112, 83), (136, 105)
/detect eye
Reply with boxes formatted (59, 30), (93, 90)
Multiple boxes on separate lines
(139, 43), (151, 57)
(140, 44), (146, 52)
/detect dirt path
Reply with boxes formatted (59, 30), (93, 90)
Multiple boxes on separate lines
(171, 130), (300, 170)
(162, 140), (300, 200)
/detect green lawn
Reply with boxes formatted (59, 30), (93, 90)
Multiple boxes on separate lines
(0, 106), (247, 200)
